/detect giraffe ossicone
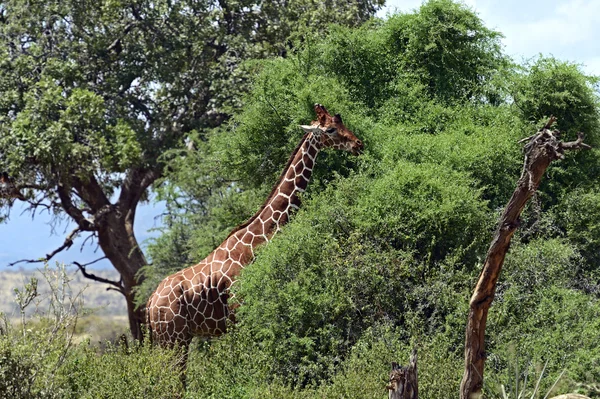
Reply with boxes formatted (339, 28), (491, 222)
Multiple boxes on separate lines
(146, 103), (363, 350)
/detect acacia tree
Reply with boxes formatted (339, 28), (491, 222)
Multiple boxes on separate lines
(0, 0), (383, 339)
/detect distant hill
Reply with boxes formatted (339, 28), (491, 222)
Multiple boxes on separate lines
(0, 266), (127, 318)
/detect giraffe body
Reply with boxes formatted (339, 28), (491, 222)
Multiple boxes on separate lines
(147, 104), (363, 347)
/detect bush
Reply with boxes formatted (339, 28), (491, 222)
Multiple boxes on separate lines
(0, 264), (183, 399)
(559, 188), (600, 280)
(230, 160), (489, 386)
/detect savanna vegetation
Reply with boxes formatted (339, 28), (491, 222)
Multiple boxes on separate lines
(1, 0), (600, 398)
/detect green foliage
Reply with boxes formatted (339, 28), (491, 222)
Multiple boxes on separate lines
(60, 341), (183, 399)
(513, 57), (600, 141)
(559, 188), (600, 281)
(0, 0), (384, 337)
(485, 239), (600, 397)
(316, 0), (507, 110)
(142, 1), (600, 397)
(0, 324), (183, 399)
(0, 0), (582, 395)
(147, 58), (371, 285)
(488, 286), (600, 397)
(511, 57), (600, 204)
(0, 264), (183, 399)
(230, 163), (488, 385)
(0, 0), (384, 186)
(391, 0), (507, 102)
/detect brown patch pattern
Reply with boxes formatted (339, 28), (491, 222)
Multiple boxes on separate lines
(146, 104), (363, 348)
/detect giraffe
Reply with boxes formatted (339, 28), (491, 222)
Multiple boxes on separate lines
(146, 104), (363, 355)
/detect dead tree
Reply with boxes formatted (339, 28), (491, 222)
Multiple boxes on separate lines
(388, 349), (418, 399)
(460, 118), (591, 399)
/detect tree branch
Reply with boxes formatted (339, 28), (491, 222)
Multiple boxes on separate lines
(80, 232), (97, 252)
(107, 21), (137, 55)
(70, 174), (111, 212)
(387, 349), (418, 399)
(73, 260), (125, 295)
(0, 172), (26, 201)
(56, 183), (95, 231)
(561, 131), (592, 151)
(8, 227), (81, 267)
(118, 167), (161, 217)
(17, 183), (52, 191)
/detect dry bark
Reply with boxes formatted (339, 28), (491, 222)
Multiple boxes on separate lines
(388, 349), (418, 399)
(460, 118), (591, 399)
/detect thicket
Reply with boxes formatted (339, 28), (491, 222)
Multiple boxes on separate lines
(143, 0), (600, 397)
(2, 0), (599, 398)
(0, 0), (384, 339)
(0, 265), (183, 399)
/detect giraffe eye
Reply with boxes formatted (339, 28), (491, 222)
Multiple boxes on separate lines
(325, 128), (336, 134)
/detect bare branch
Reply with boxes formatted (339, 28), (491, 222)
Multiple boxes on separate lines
(21, 197), (62, 218)
(74, 256), (107, 268)
(118, 167), (161, 216)
(107, 21), (137, 54)
(8, 227), (81, 267)
(22, 200), (54, 212)
(0, 172), (26, 201)
(517, 134), (536, 144)
(387, 349), (418, 399)
(56, 183), (95, 231)
(17, 183), (52, 191)
(107, 286), (125, 294)
(460, 120), (591, 399)
(73, 260), (125, 295)
(130, 97), (154, 122)
(543, 115), (557, 130)
(561, 131), (592, 151)
(70, 174), (111, 212)
(80, 232), (97, 252)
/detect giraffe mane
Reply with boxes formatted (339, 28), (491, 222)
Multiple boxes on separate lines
(225, 132), (311, 239)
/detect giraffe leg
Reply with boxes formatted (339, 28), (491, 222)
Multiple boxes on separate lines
(177, 341), (190, 391)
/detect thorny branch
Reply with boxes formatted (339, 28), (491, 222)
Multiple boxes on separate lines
(73, 260), (125, 295)
(80, 232), (98, 252)
(8, 227), (81, 267)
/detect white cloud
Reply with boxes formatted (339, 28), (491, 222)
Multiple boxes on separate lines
(582, 56), (600, 76)
(497, 0), (600, 61)
(379, 0), (599, 75)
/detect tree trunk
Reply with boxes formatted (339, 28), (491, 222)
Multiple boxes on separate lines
(460, 120), (590, 399)
(387, 349), (418, 399)
(97, 210), (148, 341)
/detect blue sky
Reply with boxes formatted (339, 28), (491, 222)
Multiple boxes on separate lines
(0, 199), (163, 270)
(380, 0), (600, 75)
(1, 0), (598, 270)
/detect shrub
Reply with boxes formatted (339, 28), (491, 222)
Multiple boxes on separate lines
(232, 161), (489, 386)
(0, 264), (183, 399)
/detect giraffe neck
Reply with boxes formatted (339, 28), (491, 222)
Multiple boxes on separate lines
(242, 132), (320, 245)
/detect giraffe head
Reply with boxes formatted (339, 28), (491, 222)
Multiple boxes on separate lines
(300, 104), (363, 155)
(0, 172), (25, 201)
